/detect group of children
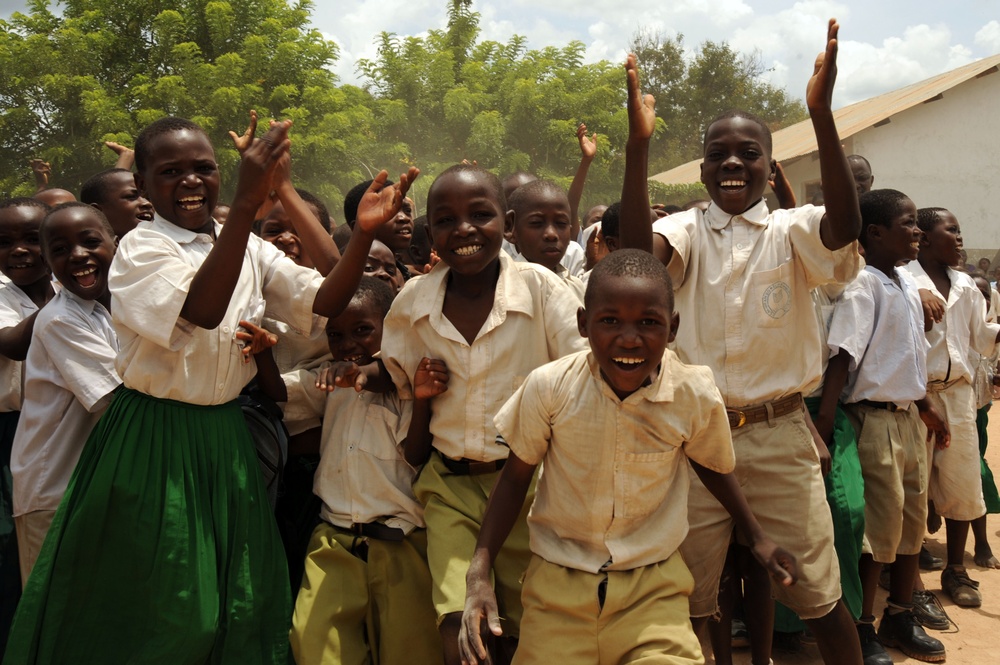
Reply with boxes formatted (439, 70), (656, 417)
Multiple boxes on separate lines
(0, 17), (995, 665)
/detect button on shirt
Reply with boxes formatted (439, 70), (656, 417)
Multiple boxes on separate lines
(652, 201), (860, 407)
(381, 252), (587, 462)
(0, 282), (40, 412)
(109, 216), (325, 405)
(827, 266), (928, 408)
(495, 350), (735, 573)
(903, 262), (1000, 383)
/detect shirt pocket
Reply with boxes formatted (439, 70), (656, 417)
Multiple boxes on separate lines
(750, 261), (794, 329)
(620, 449), (678, 519)
(360, 404), (417, 480)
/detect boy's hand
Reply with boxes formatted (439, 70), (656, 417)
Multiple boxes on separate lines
(29, 159), (50, 186)
(355, 167), (420, 234)
(919, 402), (951, 450)
(919, 288), (945, 324)
(460, 569), (502, 665)
(750, 537), (798, 588)
(413, 358), (449, 400)
(577, 123), (597, 160)
(316, 360), (368, 392)
(423, 248), (441, 274)
(236, 119), (292, 209)
(104, 141), (133, 158)
(624, 54), (657, 143)
(235, 320), (278, 362)
(228, 109), (258, 155)
(806, 19), (839, 114)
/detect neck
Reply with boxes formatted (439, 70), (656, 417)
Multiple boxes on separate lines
(96, 289), (112, 311)
(863, 251), (899, 277)
(20, 277), (54, 308)
(446, 258), (500, 298)
(917, 256), (950, 281)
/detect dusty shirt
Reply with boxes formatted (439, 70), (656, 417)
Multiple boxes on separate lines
(0, 282), (40, 412)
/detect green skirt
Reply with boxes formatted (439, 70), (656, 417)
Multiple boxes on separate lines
(976, 405), (1000, 514)
(0, 410), (21, 656)
(3, 388), (291, 664)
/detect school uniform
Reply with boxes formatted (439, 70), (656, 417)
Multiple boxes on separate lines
(494, 349), (733, 664)
(265, 316), (331, 436)
(381, 251), (586, 630)
(903, 261), (1000, 521)
(285, 370), (441, 665)
(4, 216), (325, 665)
(10, 289), (119, 583)
(829, 266), (930, 563)
(973, 295), (1000, 514)
(654, 200), (860, 619)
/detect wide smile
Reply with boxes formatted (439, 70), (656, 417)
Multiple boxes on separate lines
(71, 265), (102, 288)
(453, 244), (483, 257)
(719, 179), (747, 192)
(611, 356), (647, 372)
(177, 195), (207, 211)
(338, 352), (373, 365)
(136, 210), (154, 222)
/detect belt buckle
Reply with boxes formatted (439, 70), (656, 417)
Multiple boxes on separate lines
(727, 408), (747, 429)
(467, 461), (494, 475)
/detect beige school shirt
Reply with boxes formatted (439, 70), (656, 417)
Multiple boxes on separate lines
(284, 369), (423, 533)
(266, 316), (332, 436)
(0, 282), (39, 412)
(495, 349), (735, 573)
(109, 216), (325, 405)
(381, 252), (587, 463)
(652, 201), (860, 407)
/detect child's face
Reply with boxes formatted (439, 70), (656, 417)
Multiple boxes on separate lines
(577, 275), (679, 401)
(920, 210), (964, 268)
(974, 277), (991, 303)
(0, 206), (49, 287)
(870, 197), (920, 263)
(137, 128), (220, 233)
(375, 196), (414, 256)
(259, 200), (316, 269)
(96, 171), (154, 238)
(427, 170), (504, 277)
(700, 117), (775, 216)
(325, 299), (383, 365)
(42, 207), (116, 301)
(510, 189), (572, 271)
(364, 240), (404, 294)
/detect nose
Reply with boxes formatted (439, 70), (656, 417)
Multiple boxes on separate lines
(181, 171), (200, 187)
(542, 223), (558, 241)
(138, 196), (152, 211)
(69, 243), (89, 260)
(722, 153), (741, 168)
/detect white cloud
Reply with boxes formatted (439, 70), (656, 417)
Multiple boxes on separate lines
(975, 20), (1000, 53)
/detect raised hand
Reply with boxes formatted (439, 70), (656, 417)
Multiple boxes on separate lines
(355, 167), (420, 234)
(577, 123), (597, 160)
(29, 159), (50, 187)
(624, 54), (657, 142)
(228, 109), (259, 155)
(413, 358), (449, 400)
(316, 360), (367, 393)
(806, 19), (839, 114)
(235, 119), (292, 210)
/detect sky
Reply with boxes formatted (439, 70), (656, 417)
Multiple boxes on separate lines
(2, 1), (998, 109)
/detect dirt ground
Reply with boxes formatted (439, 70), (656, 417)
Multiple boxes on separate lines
(713, 412), (1000, 665)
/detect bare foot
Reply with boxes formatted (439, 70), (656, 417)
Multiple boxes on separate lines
(927, 510), (942, 534)
(974, 548), (1000, 569)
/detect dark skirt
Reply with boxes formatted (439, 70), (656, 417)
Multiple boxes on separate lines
(3, 388), (290, 664)
(0, 410), (21, 656)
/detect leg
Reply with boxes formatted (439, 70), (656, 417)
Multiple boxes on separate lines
(706, 546), (738, 665)
(940, 518), (983, 608)
(945, 518), (970, 567)
(971, 515), (1000, 568)
(737, 546), (775, 665)
(804, 600), (863, 665)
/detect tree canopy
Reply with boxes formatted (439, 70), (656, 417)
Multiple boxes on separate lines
(0, 0), (808, 220)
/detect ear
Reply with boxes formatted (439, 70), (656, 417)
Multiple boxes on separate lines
(505, 209), (516, 243)
(768, 159), (777, 182)
(668, 311), (679, 344)
(576, 306), (588, 338)
(424, 220), (435, 251)
(90, 202), (104, 213)
(699, 162), (706, 185)
(134, 171), (145, 196)
(604, 234), (619, 252)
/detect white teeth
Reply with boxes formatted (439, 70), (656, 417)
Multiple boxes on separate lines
(72, 267), (96, 277)
(179, 196), (203, 202)
(613, 357), (644, 365)
(720, 180), (745, 187)
(454, 245), (482, 256)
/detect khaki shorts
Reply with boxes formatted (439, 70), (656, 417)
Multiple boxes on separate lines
(845, 403), (928, 563)
(414, 451), (535, 634)
(926, 380), (987, 521)
(513, 553), (703, 665)
(680, 409), (841, 620)
(290, 523), (443, 665)
(14, 509), (55, 588)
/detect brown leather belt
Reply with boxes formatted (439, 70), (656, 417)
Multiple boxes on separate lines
(346, 521), (405, 542)
(726, 393), (803, 429)
(858, 399), (904, 413)
(440, 455), (506, 476)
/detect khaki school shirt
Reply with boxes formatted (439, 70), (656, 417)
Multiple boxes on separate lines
(0, 282), (39, 412)
(495, 349), (735, 573)
(381, 252), (587, 462)
(652, 201), (860, 407)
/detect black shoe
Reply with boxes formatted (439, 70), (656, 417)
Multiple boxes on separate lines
(919, 546), (945, 571)
(912, 589), (952, 631)
(877, 608), (946, 662)
(857, 621), (892, 665)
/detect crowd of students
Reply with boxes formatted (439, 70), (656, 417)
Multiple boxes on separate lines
(0, 18), (995, 665)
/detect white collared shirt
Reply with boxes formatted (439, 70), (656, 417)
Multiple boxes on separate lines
(509, 240), (587, 278)
(652, 201), (860, 407)
(495, 349), (735, 573)
(903, 262), (1000, 383)
(109, 215), (325, 405)
(828, 266), (928, 408)
(11, 289), (120, 516)
(0, 282), (40, 412)
(381, 252), (587, 462)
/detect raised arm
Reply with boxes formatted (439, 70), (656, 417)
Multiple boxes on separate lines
(105, 141), (135, 171)
(568, 123), (597, 241)
(618, 55), (656, 255)
(272, 152), (341, 276)
(769, 161), (797, 210)
(810, 20), (861, 250)
(29, 159), (50, 194)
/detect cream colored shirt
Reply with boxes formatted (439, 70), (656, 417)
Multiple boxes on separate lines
(266, 316), (332, 435)
(284, 367), (423, 532)
(652, 201), (860, 407)
(109, 216), (325, 405)
(555, 264), (585, 304)
(381, 252), (587, 462)
(495, 350), (735, 573)
(903, 262), (1000, 383)
(0, 282), (39, 412)
(11, 290), (120, 516)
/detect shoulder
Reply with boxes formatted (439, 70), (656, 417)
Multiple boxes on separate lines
(667, 351), (722, 398)
(652, 208), (699, 236)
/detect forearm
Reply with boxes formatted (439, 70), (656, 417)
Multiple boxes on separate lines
(0, 313), (39, 360)
(113, 151), (135, 171)
(817, 349), (849, 431)
(691, 461), (768, 545)
(312, 227), (376, 318)
(253, 348), (287, 402)
(813, 111), (860, 249)
(467, 455), (536, 579)
(567, 156), (593, 241)
(402, 398), (434, 467)
(619, 138), (653, 253)
(276, 181), (340, 275)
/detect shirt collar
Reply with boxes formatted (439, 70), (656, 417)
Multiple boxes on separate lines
(413, 251), (534, 321)
(586, 349), (676, 404)
(150, 213), (220, 245)
(58, 286), (98, 314)
(705, 198), (770, 231)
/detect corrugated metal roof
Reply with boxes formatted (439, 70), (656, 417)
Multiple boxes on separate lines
(650, 53), (1000, 185)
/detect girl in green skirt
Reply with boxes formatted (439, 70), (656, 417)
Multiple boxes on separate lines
(3, 117), (416, 664)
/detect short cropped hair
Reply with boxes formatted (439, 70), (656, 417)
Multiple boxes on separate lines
(351, 275), (396, 318)
(847, 154), (872, 171)
(0, 197), (49, 213)
(599, 202), (622, 239)
(80, 168), (134, 205)
(135, 116), (206, 172)
(703, 109), (772, 154)
(858, 189), (910, 248)
(585, 248), (673, 311)
(917, 207), (949, 234)
(427, 164), (506, 218)
(39, 202), (115, 255)
(344, 179), (384, 228)
(508, 179), (567, 217)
